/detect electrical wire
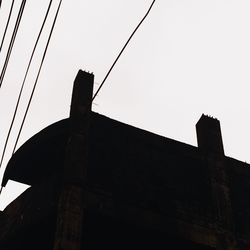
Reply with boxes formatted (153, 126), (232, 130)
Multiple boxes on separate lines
(0, 0), (53, 170)
(0, 0), (15, 53)
(0, 0), (153, 168)
(12, 0), (63, 154)
(0, 0), (26, 88)
(92, 0), (156, 101)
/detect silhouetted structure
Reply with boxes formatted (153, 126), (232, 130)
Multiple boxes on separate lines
(0, 70), (249, 249)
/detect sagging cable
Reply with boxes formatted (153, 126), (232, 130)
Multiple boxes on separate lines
(12, 0), (63, 154)
(0, 0), (26, 88)
(0, 0), (53, 170)
(92, 0), (156, 102)
(0, 0), (15, 53)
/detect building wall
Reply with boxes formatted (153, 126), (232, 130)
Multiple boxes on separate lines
(0, 72), (250, 249)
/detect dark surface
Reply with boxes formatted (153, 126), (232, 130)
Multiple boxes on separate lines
(2, 118), (69, 187)
(83, 210), (215, 250)
(2, 112), (250, 249)
(3, 112), (213, 216)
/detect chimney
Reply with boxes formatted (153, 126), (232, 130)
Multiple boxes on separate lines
(54, 70), (94, 250)
(196, 114), (224, 155)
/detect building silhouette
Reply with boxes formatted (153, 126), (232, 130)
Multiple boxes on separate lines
(0, 70), (249, 249)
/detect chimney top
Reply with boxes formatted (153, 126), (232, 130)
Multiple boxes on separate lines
(196, 114), (224, 155)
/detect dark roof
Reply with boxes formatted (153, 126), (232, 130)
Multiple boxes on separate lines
(3, 111), (250, 221)
(3, 110), (250, 247)
(2, 111), (199, 187)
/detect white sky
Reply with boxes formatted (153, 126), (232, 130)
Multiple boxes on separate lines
(0, 0), (250, 209)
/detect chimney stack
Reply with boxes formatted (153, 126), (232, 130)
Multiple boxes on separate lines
(54, 70), (94, 250)
(196, 114), (224, 155)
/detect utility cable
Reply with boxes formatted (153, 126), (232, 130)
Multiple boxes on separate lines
(0, 0), (26, 88)
(12, 0), (63, 154)
(0, 0), (15, 53)
(0, 0), (53, 170)
(92, 0), (156, 101)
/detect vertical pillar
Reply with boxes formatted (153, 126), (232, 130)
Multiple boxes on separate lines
(196, 115), (237, 250)
(53, 70), (94, 250)
(196, 114), (224, 155)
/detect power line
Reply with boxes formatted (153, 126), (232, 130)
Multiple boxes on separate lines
(0, 0), (26, 88)
(12, 0), (63, 154)
(0, 0), (153, 168)
(0, 0), (15, 53)
(0, 0), (53, 170)
(92, 0), (156, 101)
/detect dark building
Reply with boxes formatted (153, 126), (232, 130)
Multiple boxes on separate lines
(0, 70), (249, 249)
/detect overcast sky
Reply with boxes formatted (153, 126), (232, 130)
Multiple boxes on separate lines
(1, 0), (250, 209)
